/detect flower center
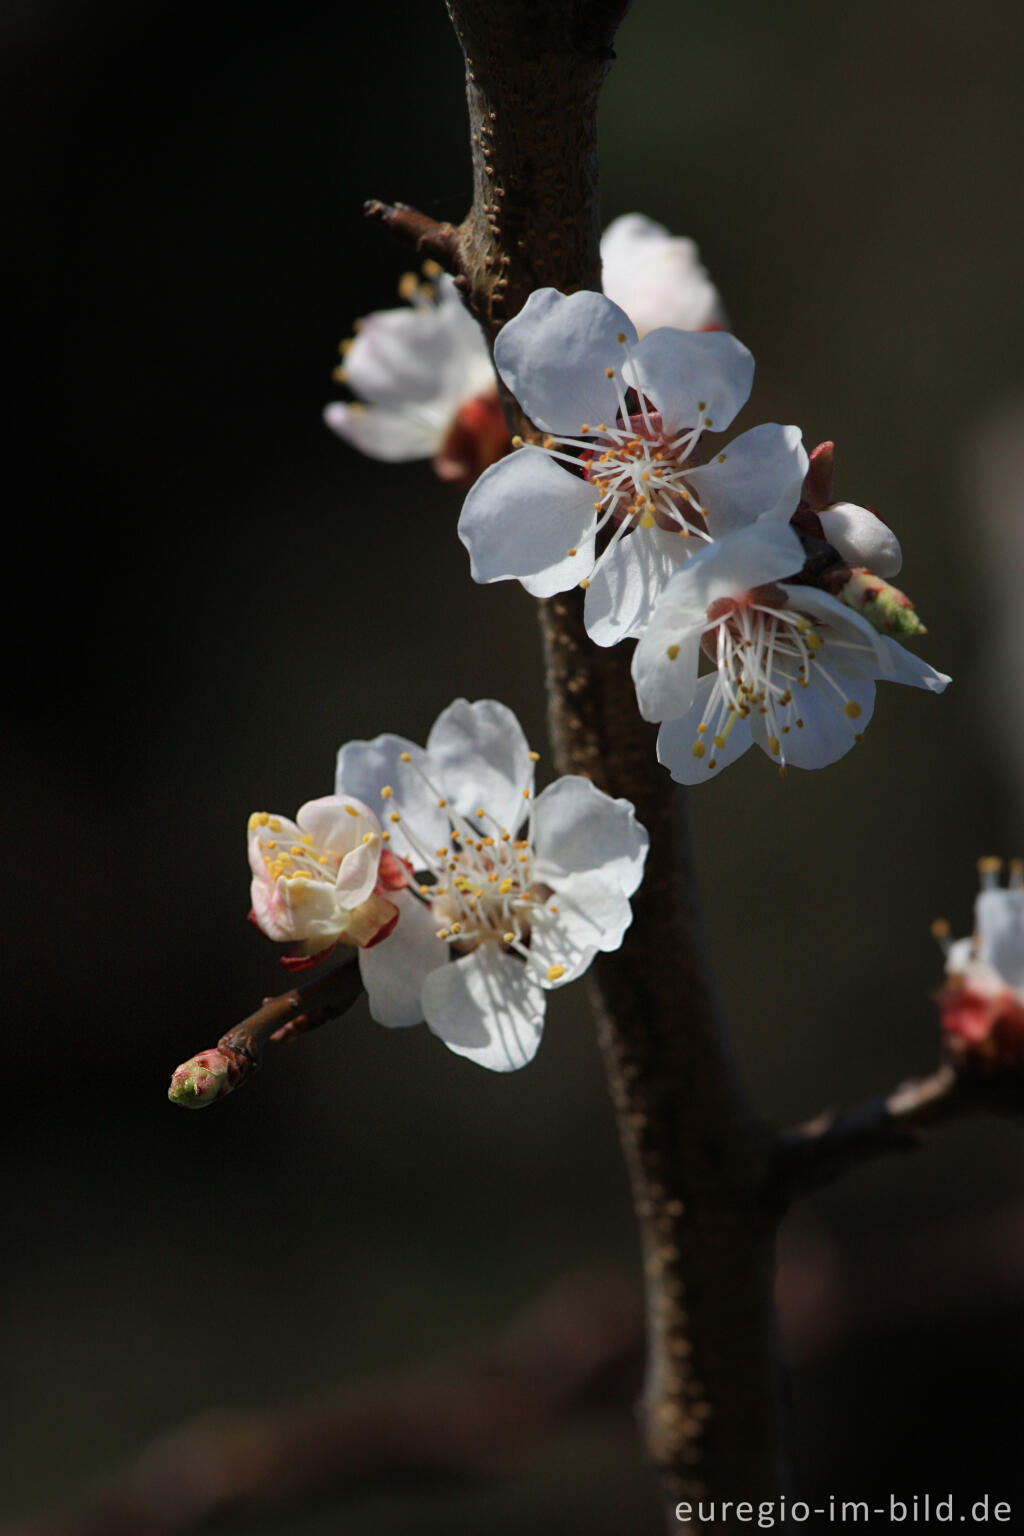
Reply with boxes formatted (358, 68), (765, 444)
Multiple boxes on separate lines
(379, 753), (560, 968)
(248, 808), (375, 888)
(683, 588), (873, 773)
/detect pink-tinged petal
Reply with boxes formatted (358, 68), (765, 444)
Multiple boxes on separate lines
(751, 673), (875, 771)
(494, 289), (637, 435)
(250, 873), (292, 941)
(600, 214), (727, 336)
(531, 776), (649, 896)
(426, 699), (532, 835)
(817, 502), (903, 577)
(297, 795), (379, 863)
(357, 888), (448, 1028)
(323, 401), (447, 461)
(336, 738), (449, 867)
(624, 329), (754, 438)
(421, 946), (545, 1072)
(335, 839), (383, 908)
(583, 526), (693, 647)
(459, 447), (597, 595)
(247, 814), (302, 879)
(527, 871), (634, 988)
(656, 677), (755, 784)
(684, 424), (808, 535)
(977, 889), (1024, 990)
(339, 893), (399, 949)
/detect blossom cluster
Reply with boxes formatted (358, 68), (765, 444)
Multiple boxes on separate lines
(248, 700), (648, 1072)
(328, 214), (948, 783)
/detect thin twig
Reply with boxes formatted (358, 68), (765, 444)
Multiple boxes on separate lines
(362, 200), (464, 274)
(167, 954), (365, 1107)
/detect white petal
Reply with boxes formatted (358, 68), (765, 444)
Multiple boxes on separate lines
(422, 946), (545, 1072)
(656, 677), (755, 784)
(274, 876), (346, 944)
(976, 889), (1024, 990)
(297, 796), (377, 861)
(426, 699), (532, 834)
(336, 737), (449, 866)
(817, 502), (903, 578)
(872, 636), (951, 693)
(631, 616), (704, 724)
(753, 673), (876, 771)
(624, 329), (754, 438)
(323, 401), (446, 461)
(494, 288), (637, 435)
(600, 214), (727, 336)
(684, 424), (808, 535)
(583, 525), (693, 647)
(358, 888), (448, 1028)
(661, 521), (805, 620)
(776, 584), (888, 670)
(342, 300), (478, 407)
(531, 776), (649, 896)
(458, 447), (597, 594)
(527, 870), (634, 989)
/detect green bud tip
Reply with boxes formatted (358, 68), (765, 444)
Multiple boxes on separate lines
(168, 1048), (234, 1109)
(837, 568), (927, 638)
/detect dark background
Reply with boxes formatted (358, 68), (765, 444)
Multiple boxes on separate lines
(6, 1), (1024, 1529)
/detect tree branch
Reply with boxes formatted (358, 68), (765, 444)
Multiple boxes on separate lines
(9, 1268), (642, 1536)
(442, 1), (785, 1524)
(776, 1061), (1024, 1203)
(167, 954), (365, 1108)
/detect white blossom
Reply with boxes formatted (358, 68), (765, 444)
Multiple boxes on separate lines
(335, 699), (648, 1071)
(248, 796), (394, 954)
(458, 288), (806, 646)
(631, 521), (949, 781)
(599, 213), (727, 336)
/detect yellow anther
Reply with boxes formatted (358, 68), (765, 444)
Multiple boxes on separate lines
(437, 928), (450, 940)
(768, 736), (781, 755)
(843, 701), (862, 719)
(579, 577), (590, 589)
(503, 931), (515, 944)
(247, 813), (261, 830)
(697, 401), (706, 411)
(543, 436), (555, 449)
(605, 367), (614, 378)
(476, 807), (485, 818)
(778, 765), (788, 779)
(436, 848), (448, 858)
(580, 422), (590, 434)
(449, 922), (462, 935)
(678, 527), (689, 538)
(381, 832), (390, 842)
(290, 844), (304, 855)
(717, 453), (726, 463)
(617, 332), (627, 343)
(265, 840), (277, 850)
(805, 632), (823, 651)
(389, 812), (400, 823)
(549, 905), (559, 914)
(931, 918), (951, 940)
(437, 797), (446, 807)
(499, 877), (514, 895)
(501, 830), (510, 841)
(597, 424), (607, 433)
(398, 271), (418, 300)
(567, 546), (578, 557)
(380, 786), (393, 799)
(639, 513), (656, 529)
(419, 884), (431, 895)
(421, 258), (442, 279)
(331, 365), (347, 383)
(400, 751), (411, 762)
(796, 718), (805, 728)
(362, 831), (377, 844)
(978, 855), (1003, 874)
(338, 336), (354, 356)
(511, 434), (524, 448)
(704, 416), (713, 427)
(487, 872), (499, 883)
(268, 817), (282, 832)
(546, 964), (566, 982)
(692, 741), (706, 759)
(666, 643), (680, 660)
(522, 788), (530, 799)
(528, 751), (540, 762)
(278, 853), (292, 865)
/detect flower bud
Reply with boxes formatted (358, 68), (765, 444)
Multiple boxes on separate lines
(829, 567), (927, 638)
(167, 1048), (238, 1109)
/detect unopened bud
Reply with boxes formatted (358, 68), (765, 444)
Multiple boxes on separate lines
(831, 567), (927, 638)
(168, 1048), (238, 1109)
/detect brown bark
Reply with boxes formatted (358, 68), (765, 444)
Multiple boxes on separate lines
(443, 1), (787, 1521)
